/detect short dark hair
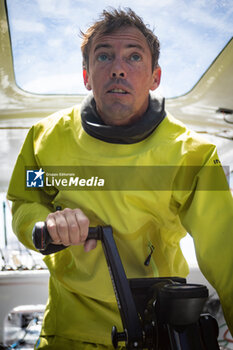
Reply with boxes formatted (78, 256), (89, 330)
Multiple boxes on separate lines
(80, 7), (160, 72)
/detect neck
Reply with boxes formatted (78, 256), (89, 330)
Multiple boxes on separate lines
(80, 93), (166, 144)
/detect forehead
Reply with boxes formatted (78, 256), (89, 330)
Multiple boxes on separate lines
(90, 26), (151, 53)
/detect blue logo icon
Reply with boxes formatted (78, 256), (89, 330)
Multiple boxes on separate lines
(26, 168), (45, 188)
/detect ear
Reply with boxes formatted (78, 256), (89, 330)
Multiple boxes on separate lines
(83, 69), (92, 91)
(150, 66), (161, 91)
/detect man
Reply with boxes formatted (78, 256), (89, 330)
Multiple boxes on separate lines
(7, 7), (233, 349)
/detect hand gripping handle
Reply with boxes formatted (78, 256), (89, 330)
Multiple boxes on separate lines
(32, 221), (101, 254)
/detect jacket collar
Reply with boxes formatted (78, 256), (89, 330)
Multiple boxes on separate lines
(80, 93), (166, 144)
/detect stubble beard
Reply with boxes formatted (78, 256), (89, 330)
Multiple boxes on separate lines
(97, 101), (135, 126)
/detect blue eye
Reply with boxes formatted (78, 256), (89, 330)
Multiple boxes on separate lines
(97, 54), (109, 62)
(130, 54), (141, 62)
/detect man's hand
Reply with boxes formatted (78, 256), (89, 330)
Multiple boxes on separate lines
(46, 208), (97, 252)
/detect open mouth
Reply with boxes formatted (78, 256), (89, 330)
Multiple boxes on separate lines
(107, 88), (129, 94)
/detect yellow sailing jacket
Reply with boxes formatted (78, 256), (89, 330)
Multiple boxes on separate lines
(7, 105), (233, 343)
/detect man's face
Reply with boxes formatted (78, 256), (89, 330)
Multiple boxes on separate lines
(84, 26), (161, 126)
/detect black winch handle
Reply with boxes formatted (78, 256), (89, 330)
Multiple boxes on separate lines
(32, 222), (144, 349)
(32, 221), (101, 254)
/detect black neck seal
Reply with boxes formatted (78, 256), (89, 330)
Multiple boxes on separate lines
(80, 93), (166, 144)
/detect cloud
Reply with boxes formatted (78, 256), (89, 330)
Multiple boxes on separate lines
(47, 38), (63, 48)
(11, 19), (45, 33)
(179, 1), (233, 34)
(37, 0), (73, 18)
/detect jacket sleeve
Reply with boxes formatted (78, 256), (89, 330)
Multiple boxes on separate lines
(7, 126), (56, 251)
(175, 147), (233, 335)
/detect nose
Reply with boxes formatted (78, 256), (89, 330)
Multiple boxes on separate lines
(110, 57), (126, 79)
(112, 71), (125, 78)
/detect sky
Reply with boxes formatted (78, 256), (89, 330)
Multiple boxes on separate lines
(6, 0), (233, 98)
